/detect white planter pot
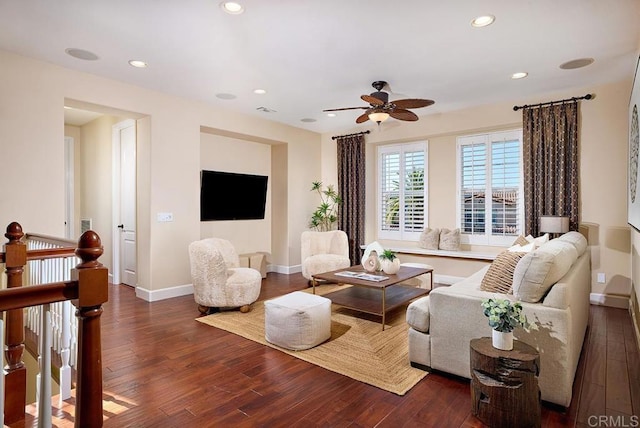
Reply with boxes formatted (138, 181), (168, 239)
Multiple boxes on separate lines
(381, 258), (401, 275)
(492, 329), (514, 351)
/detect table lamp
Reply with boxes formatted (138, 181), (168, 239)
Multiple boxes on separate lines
(539, 215), (570, 238)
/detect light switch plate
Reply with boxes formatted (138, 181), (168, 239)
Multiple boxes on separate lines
(597, 272), (606, 284)
(157, 212), (173, 222)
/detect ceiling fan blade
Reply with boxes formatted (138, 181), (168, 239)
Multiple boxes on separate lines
(392, 98), (435, 109)
(322, 106), (369, 112)
(389, 109), (419, 121)
(361, 94), (384, 106)
(356, 112), (371, 123)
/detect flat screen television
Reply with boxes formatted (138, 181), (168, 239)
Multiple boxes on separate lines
(200, 170), (268, 221)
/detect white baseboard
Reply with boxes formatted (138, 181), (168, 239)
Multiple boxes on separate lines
(590, 293), (630, 309)
(136, 283), (194, 302)
(435, 274), (464, 285)
(268, 263), (301, 275)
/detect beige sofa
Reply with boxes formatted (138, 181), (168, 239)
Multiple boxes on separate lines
(406, 231), (591, 407)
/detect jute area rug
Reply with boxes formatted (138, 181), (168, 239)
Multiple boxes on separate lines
(196, 284), (428, 395)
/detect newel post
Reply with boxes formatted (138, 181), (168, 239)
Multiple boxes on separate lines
(3, 222), (27, 424)
(72, 230), (108, 428)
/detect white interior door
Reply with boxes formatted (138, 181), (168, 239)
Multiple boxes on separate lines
(113, 120), (137, 286)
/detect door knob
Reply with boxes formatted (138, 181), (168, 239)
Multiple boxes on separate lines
(117, 224), (124, 229)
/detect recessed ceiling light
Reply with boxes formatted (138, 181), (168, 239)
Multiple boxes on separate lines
(511, 72), (528, 79)
(221, 2), (244, 14)
(300, 118), (316, 123)
(216, 93), (237, 100)
(65, 48), (99, 61)
(559, 58), (595, 70)
(253, 89), (267, 95)
(128, 60), (148, 68)
(327, 113), (336, 118)
(471, 15), (495, 28)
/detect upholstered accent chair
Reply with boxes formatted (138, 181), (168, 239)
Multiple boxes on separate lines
(301, 230), (351, 283)
(188, 238), (262, 314)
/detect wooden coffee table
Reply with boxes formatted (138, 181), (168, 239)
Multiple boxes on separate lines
(311, 265), (432, 330)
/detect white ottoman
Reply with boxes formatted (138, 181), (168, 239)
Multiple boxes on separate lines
(264, 291), (331, 351)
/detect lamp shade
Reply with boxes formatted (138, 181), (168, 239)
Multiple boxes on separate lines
(539, 215), (570, 234)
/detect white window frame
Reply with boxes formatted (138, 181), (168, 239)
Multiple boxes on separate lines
(377, 141), (428, 241)
(456, 130), (524, 246)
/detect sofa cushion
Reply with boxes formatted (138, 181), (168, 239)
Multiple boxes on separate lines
(419, 227), (440, 250)
(439, 228), (460, 251)
(512, 240), (578, 302)
(480, 251), (527, 294)
(556, 231), (588, 256)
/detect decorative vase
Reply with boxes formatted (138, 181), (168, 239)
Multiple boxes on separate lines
(492, 329), (514, 351)
(381, 258), (401, 275)
(362, 255), (380, 273)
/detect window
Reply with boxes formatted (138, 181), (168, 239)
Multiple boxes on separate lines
(378, 142), (428, 240)
(456, 130), (523, 246)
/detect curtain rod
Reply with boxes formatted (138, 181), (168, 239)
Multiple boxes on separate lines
(331, 130), (370, 140)
(513, 94), (592, 111)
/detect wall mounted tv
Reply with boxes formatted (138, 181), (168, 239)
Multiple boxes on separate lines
(200, 170), (268, 221)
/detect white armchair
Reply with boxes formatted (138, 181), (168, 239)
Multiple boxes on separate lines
(188, 238), (262, 314)
(301, 230), (351, 282)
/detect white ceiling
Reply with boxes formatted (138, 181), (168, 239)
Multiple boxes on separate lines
(2, 1), (639, 134)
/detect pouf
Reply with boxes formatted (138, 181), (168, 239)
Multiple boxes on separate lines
(264, 291), (331, 350)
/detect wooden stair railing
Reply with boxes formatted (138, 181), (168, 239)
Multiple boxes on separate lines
(1, 222), (108, 427)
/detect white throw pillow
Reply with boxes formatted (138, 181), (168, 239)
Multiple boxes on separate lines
(525, 233), (550, 248)
(512, 240), (578, 302)
(508, 242), (535, 253)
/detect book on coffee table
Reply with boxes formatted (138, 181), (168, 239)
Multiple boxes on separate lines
(334, 271), (389, 282)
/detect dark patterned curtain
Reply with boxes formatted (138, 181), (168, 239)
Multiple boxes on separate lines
(523, 102), (579, 236)
(337, 134), (366, 264)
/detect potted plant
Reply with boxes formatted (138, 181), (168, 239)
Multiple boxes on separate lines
(309, 181), (342, 231)
(379, 249), (400, 275)
(481, 298), (530, 350)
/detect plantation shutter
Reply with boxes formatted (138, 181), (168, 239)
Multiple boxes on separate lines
(457, 130), (523, 246)
(460, 140), (487, 235)
(491, 139), (521, 237)
(380, 151), (400, 232)
(378, 142), (428, 240)
(403, 150), (425, 232)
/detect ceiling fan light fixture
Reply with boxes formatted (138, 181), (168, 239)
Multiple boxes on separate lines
(369, 111), (389, 124)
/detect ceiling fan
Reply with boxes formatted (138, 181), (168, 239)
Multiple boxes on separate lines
(323, 80), (435, 124)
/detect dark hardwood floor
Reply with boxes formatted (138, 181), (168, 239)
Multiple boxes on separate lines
(17, 273), (640, 427)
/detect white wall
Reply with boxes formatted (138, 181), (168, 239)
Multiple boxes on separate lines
(199, 133), (272, 255)
(0, 49), (319, 298)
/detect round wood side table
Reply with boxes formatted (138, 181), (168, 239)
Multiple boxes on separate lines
(470, 337), (541, 428)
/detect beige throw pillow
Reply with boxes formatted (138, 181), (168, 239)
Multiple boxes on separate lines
(512, 235), (530, 246)
(419, 227), (440, 250)
(439, 228), (460, 251)
(512, 240), (578, 302)
(480, 251), (527, 294)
